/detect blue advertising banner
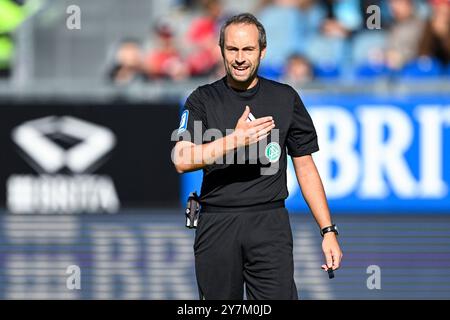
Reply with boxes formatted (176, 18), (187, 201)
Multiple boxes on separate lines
(181, 93), (450, 213)
(1, 212), (449, 299)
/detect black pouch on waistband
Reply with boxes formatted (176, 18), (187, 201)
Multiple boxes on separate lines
(185, 191), (200, 229)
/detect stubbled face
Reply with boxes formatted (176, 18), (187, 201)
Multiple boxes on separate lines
(222, 23), (266, 89)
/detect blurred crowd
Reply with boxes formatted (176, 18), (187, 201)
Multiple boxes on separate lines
(0, 0), (30, 79)
(106, 0), (449, 85)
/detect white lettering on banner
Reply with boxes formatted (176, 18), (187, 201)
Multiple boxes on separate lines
(291, 105), (450, 200)
(6, 255), (81, 299)
(7, 175), (119, 214)
(4, 217), (80, 299)
(92, 227), (144, 299)
(8, 116), (120, 214)
(415, 106), (450, 197)
(145, 231), (196, 299)
(92, 225), (196, 299)
(310, 107), (359, 198)
(358, 106), (417, 198)
(1, 219), (333, 299)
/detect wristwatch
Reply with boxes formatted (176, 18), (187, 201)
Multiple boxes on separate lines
(321, 224), (339, 237)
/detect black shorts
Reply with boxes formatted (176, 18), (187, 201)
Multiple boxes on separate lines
(193, 205), (298, 300)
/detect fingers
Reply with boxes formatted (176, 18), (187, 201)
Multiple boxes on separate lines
(325, 250), (333, 270)
(247, 122), (275, 143)
(256, 132), (270, 142)
(249, 118), (275, 141)
(253, 119), (275, 132)
(322, 249), (343, 272)
(239, 105), (250, 121)
(234, 112), (276, 146)
(249, 116), (273, 127)
(332, 249), (343, 270)
(256, 122), (275, 137)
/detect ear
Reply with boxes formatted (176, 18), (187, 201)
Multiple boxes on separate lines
(260, 47), (266, 60)
(219, 44), (224, 58)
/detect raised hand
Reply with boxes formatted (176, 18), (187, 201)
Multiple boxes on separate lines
(233, 106), (275, 148)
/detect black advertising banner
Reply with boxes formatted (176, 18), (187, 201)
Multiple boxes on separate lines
(0, 102), (180, 213)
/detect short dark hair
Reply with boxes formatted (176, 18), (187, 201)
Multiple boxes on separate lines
(219, 13), (267, 54)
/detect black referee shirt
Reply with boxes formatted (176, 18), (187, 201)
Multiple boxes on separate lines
(177, 76), (319, 207)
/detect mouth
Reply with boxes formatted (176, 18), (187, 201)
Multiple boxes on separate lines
(232, 65), (250, 76)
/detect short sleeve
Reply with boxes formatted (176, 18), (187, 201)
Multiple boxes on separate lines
(176, 88), (207, 145)
(286, 91), (319, 157)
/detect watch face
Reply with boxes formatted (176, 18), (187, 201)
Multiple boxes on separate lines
(334, 226), (339, 234)
(321, 225), (339, 236)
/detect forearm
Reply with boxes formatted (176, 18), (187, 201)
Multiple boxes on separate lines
(174, 133), (238, 173)
(296, 161), (333, 229)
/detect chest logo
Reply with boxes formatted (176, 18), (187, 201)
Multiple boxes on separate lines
(265, 142), (281, 163)
(178, 110), (189, 134)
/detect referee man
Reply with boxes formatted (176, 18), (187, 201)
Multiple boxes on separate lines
(173, 13), (342, 300)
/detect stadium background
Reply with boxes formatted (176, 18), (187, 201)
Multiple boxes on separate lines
(0, 0), (449, 299)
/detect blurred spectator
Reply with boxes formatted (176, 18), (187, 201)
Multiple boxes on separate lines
(172, 0), (198, 10)
(0, 0), (27, 78)
(184, 0), (225, 77)
(300, 0), (361, 80)
(258, 0), (324, 69)
(385, 0), (425, 70)
(417, 0), (450, 67)
(143, 19), (189, 81)
(282, 54), (314, 85)
(320, 0), (362, 38)
(107, 39), (146, 85)
(352, 30), (388, 78)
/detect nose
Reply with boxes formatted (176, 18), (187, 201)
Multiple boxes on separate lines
(235, 50), (245, 64)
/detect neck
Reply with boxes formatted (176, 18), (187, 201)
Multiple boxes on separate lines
(226, 75), (259, 91)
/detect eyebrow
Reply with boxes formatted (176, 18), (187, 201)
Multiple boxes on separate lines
(225, 46), (257, 50)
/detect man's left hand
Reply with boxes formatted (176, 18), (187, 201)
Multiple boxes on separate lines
(321, 233), (343, 271)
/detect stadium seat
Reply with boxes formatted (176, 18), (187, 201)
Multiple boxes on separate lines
(313, 63), (341, 79)
(304, 35), (348, 80)
(400, 57), (443, 78)
(351, 31), (387, 79)
(258, 63), (284, 81)
(305, 36), (347, 69)
(355, 63), (389, 78)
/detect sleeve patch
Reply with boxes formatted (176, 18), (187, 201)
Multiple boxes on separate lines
(178, 110), (189, 134)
